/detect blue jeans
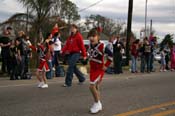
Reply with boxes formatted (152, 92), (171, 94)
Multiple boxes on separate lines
(19, 55), (25, 79)
(150, 53), (154, 71)
(140, 55), (145, 73)
(131, 55), (137, 72)
(145, 54), (151, 72)
(52, 51), (60, 67)
(65, 53), (85, 86)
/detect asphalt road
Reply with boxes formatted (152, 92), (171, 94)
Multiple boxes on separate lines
(0, 71), (175, 116)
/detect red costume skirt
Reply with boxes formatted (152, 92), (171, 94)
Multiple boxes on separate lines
(89, 61), (105, 84)
(38, 59), (49, 72)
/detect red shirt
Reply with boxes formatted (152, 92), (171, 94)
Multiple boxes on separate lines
(131, 44), (138, 57)
(62, 32), (87, 57)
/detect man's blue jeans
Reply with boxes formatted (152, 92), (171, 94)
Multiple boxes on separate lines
(131, 55), (137, 72)
(65, 53), (85, 86)
(150, 53), (154, 71)
(145, 54), (151, 72)
(52, 51), (60, 67)
(140, 55), (145, 73)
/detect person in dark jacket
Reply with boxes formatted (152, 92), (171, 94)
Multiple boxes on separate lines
(139, 41), (145, 73)
(0, 30), (11, 75)
(143, 37), (151, 73)
(113, 35), (124, 74)
(15, 37), (26, 79)
(61, 24), (87, 87)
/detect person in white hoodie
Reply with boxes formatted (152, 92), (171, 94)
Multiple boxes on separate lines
(52, 32), (62, 72)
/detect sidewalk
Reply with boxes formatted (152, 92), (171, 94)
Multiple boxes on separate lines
(0, 60), (164, 88)
(0, 66), (158, 86)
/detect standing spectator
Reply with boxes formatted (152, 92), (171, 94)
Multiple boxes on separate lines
(160, 48), (166, 72)
(87, 27), (112, 114)
(170, 45), (175, 71)
(105, 36), (114, 54)
(15, 37), (26, 79)
(61, 24), (87, 87)
(105, 36), (114, 74)
(0, 30), (11, 75)
(130, 39), (140, 73)
(52, 32), (62, 73)
(9, 39), (18, 80)
(143, 37), (151, 73)
(165, 48), (170, 70)
(17, 31), (28, 79)
(23, 35), (32, 78)
(113, 35), (124, 74)
(51, 24), (61, 70)
(150, 36), (157, 72)
(139, 41), (145, 73)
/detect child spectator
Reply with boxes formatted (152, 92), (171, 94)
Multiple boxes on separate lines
(9, 39), (18, 80)
(160, 48), (166, 72)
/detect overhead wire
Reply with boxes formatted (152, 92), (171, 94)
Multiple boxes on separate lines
(78, 0), (104, 12)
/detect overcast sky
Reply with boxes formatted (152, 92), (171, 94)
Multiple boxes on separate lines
(0, 0), (175, 39)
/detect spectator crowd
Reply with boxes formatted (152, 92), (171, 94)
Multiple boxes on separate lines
(0, 24), (175, 83)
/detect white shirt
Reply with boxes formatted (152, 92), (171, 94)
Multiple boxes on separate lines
(26, 40), (32, 46)
(52, 37), (62, 51)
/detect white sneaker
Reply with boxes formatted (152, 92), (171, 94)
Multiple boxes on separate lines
(90, 102), (102, 114)
(98, 101), (102, 110)
(52, 67), (55, 71)
(37, 82), (44, 88)
(41, 84), (48, 88)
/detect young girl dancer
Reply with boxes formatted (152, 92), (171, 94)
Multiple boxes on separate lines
(87, 27), (113, 114)
(30, 42), (50, 88)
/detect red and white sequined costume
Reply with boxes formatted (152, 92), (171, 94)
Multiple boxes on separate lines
(88, 42), (113, 84)
(31, 45), (50, 72)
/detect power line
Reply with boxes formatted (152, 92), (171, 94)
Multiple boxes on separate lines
(173, 0), (175, 16)
(78, 0), (104, 12)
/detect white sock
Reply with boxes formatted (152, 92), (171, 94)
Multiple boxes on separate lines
(98, 101), (101, 105)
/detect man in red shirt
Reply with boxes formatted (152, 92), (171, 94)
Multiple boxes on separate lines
(130, 39), (140, 73)
(61, 24), (87, 87)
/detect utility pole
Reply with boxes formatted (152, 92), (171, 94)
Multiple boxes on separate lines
(126, 0), (133, 65)
(150, 19), (152, 34)
(26, 7), (29, 35)
(145, 0), (148, 37)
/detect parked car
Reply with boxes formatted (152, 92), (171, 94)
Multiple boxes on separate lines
(154, 48), (161, 61)
(154, 52), (161, 61)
